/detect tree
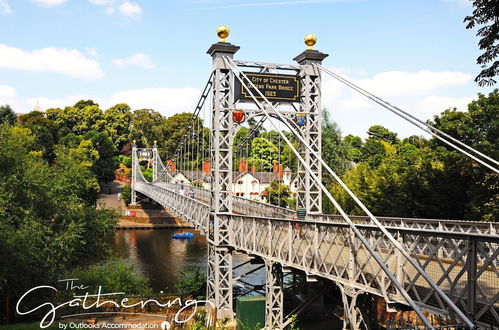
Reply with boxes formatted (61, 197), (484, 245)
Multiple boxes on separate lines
(263, 181), (292, 208)
(0, 105), (15, 125)
(344, 134), (363, 163)
(367, 125), (399, 145)
(322, 110), (351, 177)
(74, 99), (98, 110)
(104, 103), (132, 151)
(46, 105), (106, 138)
(130, 109), (166, 148)
(161, 113), (208, 164)
(249, 137), (279, 171)
(0, 125), (117, 320)
(84, 130), (119, 184)
(464, 1), (499, 86)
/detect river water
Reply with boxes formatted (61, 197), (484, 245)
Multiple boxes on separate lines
(113, 229), (208, 292)
(113, 229), (265, 293)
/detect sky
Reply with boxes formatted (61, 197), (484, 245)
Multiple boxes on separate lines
(0, 0), (495, 138)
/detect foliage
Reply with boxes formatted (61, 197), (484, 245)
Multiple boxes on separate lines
(322, 110), (352, 177)
(130, 109), (165, 148)
(67, 260), (151, 295)
(141, 166), (153, 182)
(174, 267), (206, 298)
(331, 90), (498, 221)
(0, 105), (15, 125)
(464, 0), (499, 86)
(344, 134), (363, 163)
(84, 131), (119, 183)
(119, 155), (132, 168)
(0, 125), (118, 321)
(104, 103), (132, 151)
(161, 113), (208, 163)
(263, 181), (292, 208)
(122, 184), (132, 206)
(367, 125), (399, 144)
(249, 137), (279, 171)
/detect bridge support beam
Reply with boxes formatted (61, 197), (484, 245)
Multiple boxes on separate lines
(206, 40), (240, 322)
(206, 244), (233, 320)
(338, 285), (369, 330)
(293, 49), (328, 215)
(265, 261), (284, 329)
(131, 141), (138, 204)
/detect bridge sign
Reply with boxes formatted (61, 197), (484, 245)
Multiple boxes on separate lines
(138, 150), (153, 158)
(235, 72), (300, 103)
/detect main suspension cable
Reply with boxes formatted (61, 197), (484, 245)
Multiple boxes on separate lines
(225, 56), (475, 329)
(317, 64), (499, 174)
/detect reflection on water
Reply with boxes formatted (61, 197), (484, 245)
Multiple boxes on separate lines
(114, 229), (208, 292)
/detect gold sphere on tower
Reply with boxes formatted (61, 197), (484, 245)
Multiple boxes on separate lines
(217, 25), (230, 43)
(132, 139), (136, 144)
(304, 34), (317, 50)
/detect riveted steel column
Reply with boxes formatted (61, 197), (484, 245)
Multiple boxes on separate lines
(206, 41), (240, 321)
(265, 260), (284, 329)
(293, 50), (328, 214)
(152, 142), (159, 183)
(131, 141), (137, 204)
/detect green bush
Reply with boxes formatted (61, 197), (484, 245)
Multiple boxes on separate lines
(122, 184), (132, 205)
(174, 267), (206, 298)
(66, 259), (151, 295)
(118, 155), (132, 168)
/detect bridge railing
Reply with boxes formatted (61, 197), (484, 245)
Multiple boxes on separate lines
(308, 214), (499, 235)
(229, 215), (499, 327)
(156, 182), (295, 218)
(135, 182), (210, 233)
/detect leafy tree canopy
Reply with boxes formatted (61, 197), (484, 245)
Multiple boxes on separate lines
(464, 1), (499, 86)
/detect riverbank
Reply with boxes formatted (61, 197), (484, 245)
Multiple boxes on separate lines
(98, 181), (191, 229)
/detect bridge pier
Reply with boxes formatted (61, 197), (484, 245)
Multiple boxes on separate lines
(338, 285), (369, 330)
(265, 261), (284, 329)
(206, 244), (233, 320)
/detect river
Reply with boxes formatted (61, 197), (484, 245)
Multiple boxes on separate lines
(113, 229), (265, 293)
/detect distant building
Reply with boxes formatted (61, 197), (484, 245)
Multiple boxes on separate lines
(169, 160), (298, 202)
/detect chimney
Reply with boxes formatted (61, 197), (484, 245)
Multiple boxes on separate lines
(239, 159), (248, 172)
(278, 164), (284, 179)
(251, 165), (256, 173)
(273, 163), (279, 173)
(202, 159), (211, 176)
(167, 160), (176, 174)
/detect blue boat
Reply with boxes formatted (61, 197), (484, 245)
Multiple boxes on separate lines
(172, 232), (194, 239)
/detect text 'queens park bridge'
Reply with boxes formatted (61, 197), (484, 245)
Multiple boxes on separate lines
(130, 27), (499, 330)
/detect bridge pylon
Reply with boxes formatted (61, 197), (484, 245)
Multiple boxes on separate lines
(206, 40), (240, 321)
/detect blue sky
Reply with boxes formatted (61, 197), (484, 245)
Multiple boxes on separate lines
(0, 0), (494, 138)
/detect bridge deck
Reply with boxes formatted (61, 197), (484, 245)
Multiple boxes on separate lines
(134, 181), (499, 327)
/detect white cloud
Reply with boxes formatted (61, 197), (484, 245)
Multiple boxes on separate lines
(85, 47), (99, 57)
(23, 87), (199, 116)
(118, 1), (142, 18)
(113, 53), (155, 69)
(0, 85), (27, 114)
(0, 0), (12, 13)
(357, 70), (471, 97)
(405, 95), (472, 118)
(321, 68), (474, 138)
(0, 44), (105, 80)
(31, 0), (67, 7)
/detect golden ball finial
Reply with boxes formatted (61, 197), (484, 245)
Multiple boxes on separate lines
(217, 25), (230, 43)
(304, 34), (317, 50)
(154, 140), (157, 145)
(132, 139), (136, 144)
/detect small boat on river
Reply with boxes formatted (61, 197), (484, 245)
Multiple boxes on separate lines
(172, 232), (194, 239)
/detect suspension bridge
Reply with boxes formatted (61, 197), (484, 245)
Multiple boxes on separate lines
(130, 27), (499, 329)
